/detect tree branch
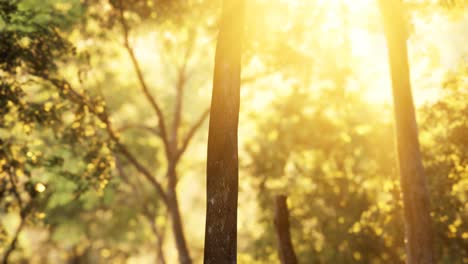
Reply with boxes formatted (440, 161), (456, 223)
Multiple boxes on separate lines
(48, 78), (168, 206)
(102, 110), (169, 206)
(116, 0), (171, 159)
(175, 107), (210, 162)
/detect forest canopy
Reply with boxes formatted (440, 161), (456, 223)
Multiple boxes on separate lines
(0, 0), (467, 263)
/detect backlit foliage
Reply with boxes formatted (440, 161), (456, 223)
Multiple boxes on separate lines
(1, 0), (467, 263)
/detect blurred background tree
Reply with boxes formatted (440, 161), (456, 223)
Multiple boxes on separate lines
(1, 0), (467, 263)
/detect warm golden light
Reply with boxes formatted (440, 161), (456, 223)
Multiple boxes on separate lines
(2, 0), (466, 263)
(35, 183), (46, 193)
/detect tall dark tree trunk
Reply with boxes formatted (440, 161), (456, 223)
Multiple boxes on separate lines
(274, 195), (298, 264)
(203, 0), (245, 263)
(378, 1), (434, 263)
(168, 165), (192, 264)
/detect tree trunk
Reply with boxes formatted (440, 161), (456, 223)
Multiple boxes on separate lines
(203, 1), (245, 263)
(378, 1), (434, 263)
(168, 190), (192, 264)
(274, 195), (298, 264)
(167, 165), (192, 264)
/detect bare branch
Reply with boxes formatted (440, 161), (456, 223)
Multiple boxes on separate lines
(103, 113), (169, 206)
(175, 107), (210, 162)
(116, 0), (171, 159)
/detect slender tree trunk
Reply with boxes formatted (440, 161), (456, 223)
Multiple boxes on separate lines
(168, 190), (192, 264)
(167, 164), (192, 264)
(378, 1), (434, 263)
(203, 1), (245, 263)
(274, 195), (298, 264)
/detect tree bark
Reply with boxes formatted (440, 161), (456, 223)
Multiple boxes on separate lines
(378, 1), (434, 263)
(203, 1), (245, 263)
(274, 195), (298, 264)
(168, 190), (192, 264)
(167, 165), (192, 264)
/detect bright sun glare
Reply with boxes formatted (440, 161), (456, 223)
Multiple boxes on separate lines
(279, 0), (444, 106)
(128, 0), (452, 110)
(246, 0), (395, 106)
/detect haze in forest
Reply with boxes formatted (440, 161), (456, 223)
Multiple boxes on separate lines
(0, 0), (467, 263)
